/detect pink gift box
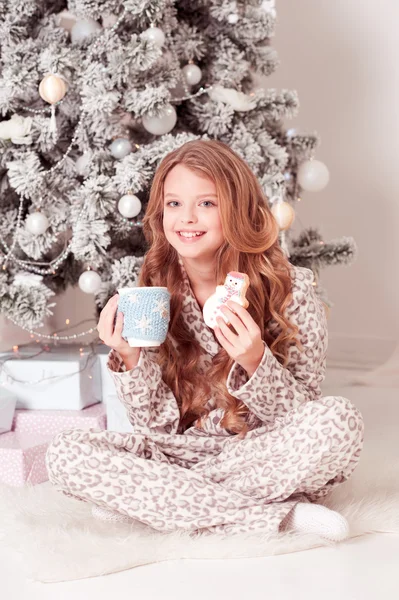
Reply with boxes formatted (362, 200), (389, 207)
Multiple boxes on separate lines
(11, 402), (106, 435)
(0, 403), (107, 487)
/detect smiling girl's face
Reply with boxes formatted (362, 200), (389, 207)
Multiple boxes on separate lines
(162, 164), (225, 262)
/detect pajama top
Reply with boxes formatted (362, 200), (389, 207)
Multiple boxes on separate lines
(106, 257), (328, 437)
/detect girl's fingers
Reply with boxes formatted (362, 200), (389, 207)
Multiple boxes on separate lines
(112, 311), (124, 341)
(106, 297), (120, 340)
(99, 295), (119, 341)
(216, 316), (236, 346)
(219, 306), (246, 337)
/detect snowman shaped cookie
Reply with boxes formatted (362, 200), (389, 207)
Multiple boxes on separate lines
(203, 271), (250, 329)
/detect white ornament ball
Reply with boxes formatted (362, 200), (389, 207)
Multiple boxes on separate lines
(71, 19), (102, 44)
(75, 152), (92, 176)
(110, 138), (132, 159)
(118, 194), (142, 218)
(78, 270), (102, 294)
(182, 64), (202, 86)
(227, 14), (239, 24)
(142, 103), (177, 135)
(141, 26), (165, 48)
(297, 159), (330, 192)
(25, 212), (49, 235)
(271, 201), (295, 231)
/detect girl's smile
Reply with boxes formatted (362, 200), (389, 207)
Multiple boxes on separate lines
(176, 231), (206, 243)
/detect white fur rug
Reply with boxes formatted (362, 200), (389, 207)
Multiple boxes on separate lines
(0, 450), (398, 583)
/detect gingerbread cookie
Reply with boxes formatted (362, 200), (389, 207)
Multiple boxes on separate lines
(203, 271), (250, 330)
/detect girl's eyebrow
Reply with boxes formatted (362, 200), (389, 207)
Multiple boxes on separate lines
(164, 193), (218, 198)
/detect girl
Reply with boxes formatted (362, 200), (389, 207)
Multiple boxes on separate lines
(46, 140), (364, 542)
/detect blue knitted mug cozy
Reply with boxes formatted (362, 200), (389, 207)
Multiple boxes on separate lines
(117, 287), (171, 347)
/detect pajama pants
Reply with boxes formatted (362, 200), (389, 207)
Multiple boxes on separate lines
(45, 395), (365, 536)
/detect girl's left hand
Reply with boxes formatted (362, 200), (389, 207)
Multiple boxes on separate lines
(214, 300), (265, 376)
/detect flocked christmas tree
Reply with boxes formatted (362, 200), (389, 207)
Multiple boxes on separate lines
(0, 0), (357, 345)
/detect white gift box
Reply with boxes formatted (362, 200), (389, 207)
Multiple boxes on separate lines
(0, 388), (17, 434)
(96, 344), (118, 400)
(95, 345), (134, 433)
(105, 394), (134, 433)
(0, 346), (102, 410)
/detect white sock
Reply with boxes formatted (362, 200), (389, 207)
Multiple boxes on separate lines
(91, 504), (133, 524)
(279, 502), (350, 542)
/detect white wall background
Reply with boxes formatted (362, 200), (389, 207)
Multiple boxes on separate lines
(266, 0), (399, 367)
(2, 1), (398, 368)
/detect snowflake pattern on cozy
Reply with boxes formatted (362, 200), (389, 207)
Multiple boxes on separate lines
(45, 257), (365, 537)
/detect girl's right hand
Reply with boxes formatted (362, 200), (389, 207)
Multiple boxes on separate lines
(96, 294), (138, 358)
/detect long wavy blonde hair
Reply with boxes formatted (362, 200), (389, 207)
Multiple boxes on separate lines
(138, 139), (302, 438)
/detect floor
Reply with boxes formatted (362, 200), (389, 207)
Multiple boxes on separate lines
(1, 365), (398, 600)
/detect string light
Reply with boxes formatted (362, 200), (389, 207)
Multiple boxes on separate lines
(24, 98), (65, 114)
(3, 316), (97, 341)
(0, 343), (102, 387)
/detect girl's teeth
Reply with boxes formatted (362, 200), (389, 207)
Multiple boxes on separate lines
(179, 232), (204, 237)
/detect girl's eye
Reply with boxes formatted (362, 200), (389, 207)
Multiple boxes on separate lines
(165, 201), (215, 207)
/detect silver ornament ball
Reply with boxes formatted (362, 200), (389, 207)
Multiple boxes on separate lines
(142, 103), (177, 136)
(78, 270), (102, 294)
(25, 212), (49, 235)
(141, 26), (165, 48)
(110, 138), (132, 159)
(182, 64), (202, 86)
(297, 159), (330, 192)
(118, 194), (142, 218)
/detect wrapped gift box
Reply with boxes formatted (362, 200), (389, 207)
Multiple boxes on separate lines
(0, 432), (50, 487)
(105, 394), (134, 433)
(0, 403), (107, 486)
(12, 402), (106, 434)
(96, 345), (134, 432)
(96, 343), (117, 399)
(0, 345), (102, 410)
(0, 388), (17, 434)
